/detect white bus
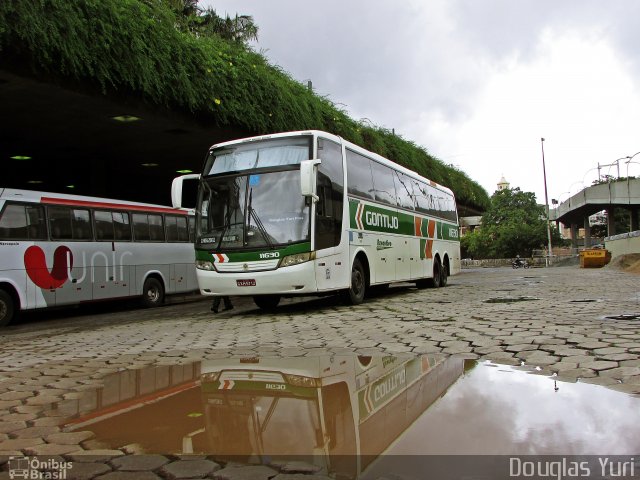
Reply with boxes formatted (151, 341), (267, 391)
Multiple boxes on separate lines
(172, 130), (460, 310)
(0, 188), (198, 326)
(65, 354), (464, 478)
(200, 355), (464, 477)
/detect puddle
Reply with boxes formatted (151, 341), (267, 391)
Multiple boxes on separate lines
(570, 299), (600, 303)
(484, 297), (539, 303)
(57, 355), (640, 479)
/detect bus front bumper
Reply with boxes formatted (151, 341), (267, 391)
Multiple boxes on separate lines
(196, 261), (319, 296)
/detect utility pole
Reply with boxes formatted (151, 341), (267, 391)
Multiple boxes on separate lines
(541, 138), (553, 266)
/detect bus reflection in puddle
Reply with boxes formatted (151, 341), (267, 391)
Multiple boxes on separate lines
(65, 355), (463, 478)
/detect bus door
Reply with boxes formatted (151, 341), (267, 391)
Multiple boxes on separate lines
(92, 210), (135, 300)
(321, 381), (357, 478)
(54, 242), (91, 305)
(43, 206), (95, 305)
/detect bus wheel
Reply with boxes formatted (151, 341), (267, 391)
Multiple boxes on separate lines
(253, 295), (281, 311)
(345, 258), (366, 305)
(429, 259), (442, 288)
(440, 261), (449, 287)
(0, 290), (15, 327)
(142, 277), (165, 308)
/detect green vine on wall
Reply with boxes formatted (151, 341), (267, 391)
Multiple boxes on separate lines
(0, 0), (490, 211)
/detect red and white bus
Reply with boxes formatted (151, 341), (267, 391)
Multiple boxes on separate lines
(0, 188), (198, 326)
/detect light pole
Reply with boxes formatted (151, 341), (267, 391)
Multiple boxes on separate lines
(541, 138), (553, 266)
(626, 151), (640, 177)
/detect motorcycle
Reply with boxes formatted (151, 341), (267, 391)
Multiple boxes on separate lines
(512, 258), (530, 269)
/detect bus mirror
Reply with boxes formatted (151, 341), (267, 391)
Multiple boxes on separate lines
(300, 159), (321, 201)
(171, 174), (200, 209)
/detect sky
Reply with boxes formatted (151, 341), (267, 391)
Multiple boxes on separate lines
(204, 0), (640, 204)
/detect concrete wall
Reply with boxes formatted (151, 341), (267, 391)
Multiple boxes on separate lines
(605, 230), (640, 258)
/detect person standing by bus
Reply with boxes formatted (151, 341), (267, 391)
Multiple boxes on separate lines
(211, 296), (233, 313)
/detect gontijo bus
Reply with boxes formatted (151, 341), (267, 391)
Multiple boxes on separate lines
(0, 188), (198, 326)
(199, 355), (464, 477)
(172, 130), (460, 310)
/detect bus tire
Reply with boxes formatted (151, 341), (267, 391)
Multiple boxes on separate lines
(142, 277), (165, 308)
(441, 260), (449, 287)
(429, 259), (442, 288)
(0, 289), (15, 327)
(253, 295), (281, 311)
(344, 258), (366, 305)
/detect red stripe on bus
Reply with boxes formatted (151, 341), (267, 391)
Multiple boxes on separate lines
(414, 217), (422, 237)
(41, 197), (188, 215)
(64, 380), (198, 427)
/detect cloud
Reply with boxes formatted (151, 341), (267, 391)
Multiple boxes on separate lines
(206, 0), (640, 203)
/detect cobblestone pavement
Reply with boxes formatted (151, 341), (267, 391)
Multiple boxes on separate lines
(1, 266), (639, 477)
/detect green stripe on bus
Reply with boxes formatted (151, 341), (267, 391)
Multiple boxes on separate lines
(349, 199), (459, 240)
(196, 242), (311, 262)
(357, 357), (423, 423)
(349, 200), (413, 235)
(201, 380), (317, 398)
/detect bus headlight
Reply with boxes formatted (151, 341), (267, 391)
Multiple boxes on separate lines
(279, 252), (316, 268)
(201, 371), (221, 382)
(196, 260), (215, 271)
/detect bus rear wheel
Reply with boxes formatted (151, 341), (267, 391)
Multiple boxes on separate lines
(344, 258), (366, 305)
(440, 261), (449, 287)
(253, 295), (281, 311)
(0, 289), (15, 327)
(142, 277), (165, 308)
(429, 259), (442, 288)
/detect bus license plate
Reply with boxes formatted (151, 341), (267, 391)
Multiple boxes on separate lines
(237, 279), (256, 287)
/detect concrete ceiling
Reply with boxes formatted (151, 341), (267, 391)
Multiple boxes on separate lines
(0, 70), (250, 206)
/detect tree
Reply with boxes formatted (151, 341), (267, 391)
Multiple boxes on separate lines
(461, 188), (563, 259)
(160, 0), (258, 45)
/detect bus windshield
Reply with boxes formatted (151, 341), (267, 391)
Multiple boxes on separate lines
(204, 137), (312, 175)
(198, 171), (310, 249)
(205, 394), (322, 457)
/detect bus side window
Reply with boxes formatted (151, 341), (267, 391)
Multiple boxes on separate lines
(49, 207), (73, 240)
(395, 172), (415, 210)
(113, 212), (131, 241)
(346, 150), (374, 200)
(72, 209), (92, 240)
(148, 214), (165, 242)
(316, 138), (344, 250)
(369, 161), (396, 206)
(0, 203), (28, 239)
(132, 213), (150, 241)
(26, 205), (47, 239)
(166, 215), (189, 242)
(94, 210), (114, 241)
(188, 216), (195, 243)
(414, 180), (430, 215)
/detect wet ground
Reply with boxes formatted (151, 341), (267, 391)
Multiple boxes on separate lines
(1, 266), (640, 478)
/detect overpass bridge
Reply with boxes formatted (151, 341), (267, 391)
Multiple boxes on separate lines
(550, 178), (640, 248)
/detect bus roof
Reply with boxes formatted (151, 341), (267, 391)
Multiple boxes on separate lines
(0, 188), (190, 215)
(207, 130), (455, 198)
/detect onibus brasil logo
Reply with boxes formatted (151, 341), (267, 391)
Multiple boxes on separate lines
(8, 456), (73, 479)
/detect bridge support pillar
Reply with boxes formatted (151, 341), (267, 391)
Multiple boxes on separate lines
(583, 217), (591, 248)
(570, 223), (579, 249)
(606, 207), (616, 237)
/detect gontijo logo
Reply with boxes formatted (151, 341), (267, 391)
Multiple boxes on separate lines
(354, 203), (399, 231)
(365, 211), (399, 229)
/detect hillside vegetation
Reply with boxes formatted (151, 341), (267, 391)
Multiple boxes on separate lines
(0, 0), (490, 211)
